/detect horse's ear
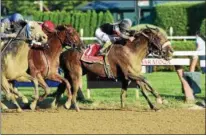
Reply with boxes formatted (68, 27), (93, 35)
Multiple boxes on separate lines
(63, 25), (67, 29)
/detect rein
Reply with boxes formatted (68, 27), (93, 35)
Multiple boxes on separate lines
(56, 30), (74, 47)
(137, 30), (170, 58)
(1, 24), (32, 53)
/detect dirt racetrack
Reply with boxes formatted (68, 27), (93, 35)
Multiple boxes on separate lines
(1, 108), (205, 134)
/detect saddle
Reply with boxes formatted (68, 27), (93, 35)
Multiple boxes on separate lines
(81, 43), (104, 64)
(81, 43), (115, 79)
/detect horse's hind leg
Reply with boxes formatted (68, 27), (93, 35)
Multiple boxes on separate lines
(1, 76), (22, 112)
(15, 74), (39, 110)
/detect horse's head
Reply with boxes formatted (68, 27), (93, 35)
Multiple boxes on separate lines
(26, 21), (48, 45)
(133, 26), (173, 60)
(56, 25), (84, 49)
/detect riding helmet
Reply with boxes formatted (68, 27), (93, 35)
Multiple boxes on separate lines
(119, 18), (132, 31)
(10, 13), (24, 22)
(42, 20), (56, 32)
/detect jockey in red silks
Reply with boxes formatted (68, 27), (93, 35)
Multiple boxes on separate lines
(41, 20), (56, 34)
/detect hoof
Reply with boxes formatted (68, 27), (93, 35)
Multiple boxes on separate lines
(153, 107), (160, 111)
(51, 101), (58, 109)
(76, 107), (80, 112)
(74, 104), (80, 112)
(17, 108), (23, 113)
(22, 97), (29, 104)
(30, 102), (37, 110)
(162, 99), (168, 105)
(64, 101), (71, 109)
(156, 98), (163, 104)
(1, 104), (8, 110)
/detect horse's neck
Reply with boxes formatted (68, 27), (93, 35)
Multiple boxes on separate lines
(126, 37), (148, 61)
(46, 32), (63, 56)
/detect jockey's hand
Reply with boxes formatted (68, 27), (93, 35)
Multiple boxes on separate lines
(114, 30), (121, 36)
(129, 37), (135, 42)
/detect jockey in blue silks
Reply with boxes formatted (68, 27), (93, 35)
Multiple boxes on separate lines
(1, 13), (24, 39)
(1, 13), (26, 49)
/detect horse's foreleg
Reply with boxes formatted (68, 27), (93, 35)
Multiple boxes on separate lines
(49, 73), (73, 110)
(120, 80), (129, 108)
(77, 77), (85, 101)
(2, 75), (22, 112)
(51, 83), (66, 109)
(70, 77), (81, 112)
(15, 74), (39, 110)
(136, 80), (158, 111)
(0, 102), (8, 110)
(36, 74), (50, 101)
(141, 79), (166, 104)
(10, 83), (28, 104)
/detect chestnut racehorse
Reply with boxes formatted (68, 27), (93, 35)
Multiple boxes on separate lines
(28, 25), (83, 109)
(52, 27), (174, 111)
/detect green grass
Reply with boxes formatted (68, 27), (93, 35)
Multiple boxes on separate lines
(14, 72), (205, 110)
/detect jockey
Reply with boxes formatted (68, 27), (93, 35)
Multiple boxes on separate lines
(42, 20), (56, 34)
(1, 13), (24, 39)
(1, 13), (24, 50)
(95, 18), (135, 55)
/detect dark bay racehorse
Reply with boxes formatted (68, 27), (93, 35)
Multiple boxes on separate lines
(28, 25), (83, 108)
(52, 27), (174, 111)
(1, 21), (48, 112)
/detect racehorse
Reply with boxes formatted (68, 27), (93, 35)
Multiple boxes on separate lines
(1, 21), (48, 112)
(52, 26), (174, 111)
(28, 25), (83, 108)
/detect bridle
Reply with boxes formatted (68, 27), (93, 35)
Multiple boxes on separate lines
(56, 28), (77, 48)
(136, 29), (171, 58)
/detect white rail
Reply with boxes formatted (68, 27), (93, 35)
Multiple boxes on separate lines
(81, 36), (196, 41)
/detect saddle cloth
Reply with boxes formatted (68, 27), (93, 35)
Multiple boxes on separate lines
(81, 43), (104, 64)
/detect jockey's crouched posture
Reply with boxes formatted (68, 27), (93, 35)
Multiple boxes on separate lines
(95, 18), (135, 55)
(1, 13), (24, 39)
(1, 13), (25, 50)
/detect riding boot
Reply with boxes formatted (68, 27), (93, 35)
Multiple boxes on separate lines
(99, 41), (112, 55)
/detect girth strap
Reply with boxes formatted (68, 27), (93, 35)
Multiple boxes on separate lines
(103, 55), (115, 79)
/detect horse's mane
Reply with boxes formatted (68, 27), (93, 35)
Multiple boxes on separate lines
(56, 24), (73, 31)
